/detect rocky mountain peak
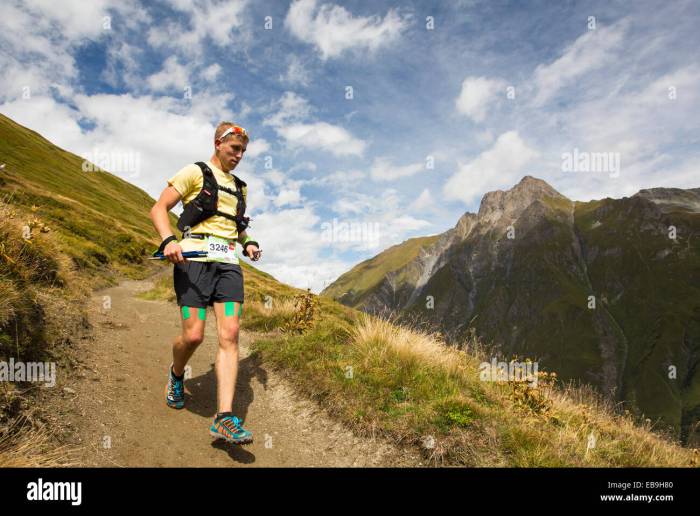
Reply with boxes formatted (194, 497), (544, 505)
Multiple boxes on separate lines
(634, 187), (700, 213)
(454, 211), (478, 239)
(477, 175), (569, 225)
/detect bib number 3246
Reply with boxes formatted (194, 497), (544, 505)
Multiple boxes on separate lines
(207, 236), (238, 264)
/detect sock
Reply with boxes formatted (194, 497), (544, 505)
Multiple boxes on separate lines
(171, 366), (185, 381)
(216, 411), (234, 420)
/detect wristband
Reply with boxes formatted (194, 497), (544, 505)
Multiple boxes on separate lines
(242, 239), (259, 257)
(155, 235), (178, 255)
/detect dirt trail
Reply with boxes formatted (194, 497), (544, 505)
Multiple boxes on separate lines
(57, 274), (420, 467)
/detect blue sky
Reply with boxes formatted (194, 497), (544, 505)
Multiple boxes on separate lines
(1, 0), (699, 291)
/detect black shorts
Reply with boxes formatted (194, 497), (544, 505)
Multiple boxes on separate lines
(173, 261), (244, 308)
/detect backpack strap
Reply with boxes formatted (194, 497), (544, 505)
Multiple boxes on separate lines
(194, 162), (251, 232)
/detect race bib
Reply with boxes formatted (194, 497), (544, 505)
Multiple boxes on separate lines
(206, 236), (238, 264)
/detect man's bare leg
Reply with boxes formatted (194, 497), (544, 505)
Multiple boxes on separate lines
(212, 301), (241, 413)
(172, 307), (206, 376)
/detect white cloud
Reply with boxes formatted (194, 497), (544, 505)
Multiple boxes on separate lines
(322, 186), (432, 254)
(370, 157), (425, 182)
(147, 0), (250, 56)
(264, 92), (366, 157)
(532, 22), (626, 105)
(246, 138), (270, 159)
(388, 215), (432, 233)
(20, 0), (116, 39)
(248, 206), (322, 270)
(455, 77), (506, 122)
(258, 260), (351, 294)
(146, 56), (190, 92)
(443, 131), (539, 204)
(277, 122), (366, 157)
(0, 3), (77, 101)
(331, 190), (374, 215)
(285, 0), (412, 60)
(288, 161), (318, 175)
(234, 167), (272, 213)
(259, 169), (305, 208)
(410, 188), (433, 211)
(0, 0), (151, 101)
(102, 41), (143, 89)
(202, 63), (222, 82)
(280, 55), (311, 86)
(308, 169), (366, 191)
(263, 169), (286, 186)
(263, 91), (313, 127)
(274, 185), (303, 207)
(550, 64), (700, 201)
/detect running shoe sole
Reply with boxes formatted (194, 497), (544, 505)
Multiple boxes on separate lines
(209, 428), (254, 445)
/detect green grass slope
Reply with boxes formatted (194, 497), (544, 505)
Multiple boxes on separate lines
(0, 113), (181, 362)
(321, 235), (440, 307)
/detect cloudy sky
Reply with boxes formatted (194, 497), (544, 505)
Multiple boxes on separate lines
(1, 0), (699, 291)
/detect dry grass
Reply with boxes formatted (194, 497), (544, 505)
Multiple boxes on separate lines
(243, 297), (302, 332)
(255, 308), (700, 467)
(0, 383), (81, 467)
(352, 312), (480, 377)
(0, 416), (80, 467)
(0, 202), (95, 467)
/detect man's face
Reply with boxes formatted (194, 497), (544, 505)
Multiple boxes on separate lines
(216, 135), (247, 171)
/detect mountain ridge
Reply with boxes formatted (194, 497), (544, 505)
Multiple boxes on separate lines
(323, 175), (700, 444)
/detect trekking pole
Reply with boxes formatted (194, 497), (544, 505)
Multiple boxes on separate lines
(149, 251), (208, 260)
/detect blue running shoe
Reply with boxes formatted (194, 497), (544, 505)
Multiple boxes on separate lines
(165, 364), (185, 409)
(209, 413), (253, 444)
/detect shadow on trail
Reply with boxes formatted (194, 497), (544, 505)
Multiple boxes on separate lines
(184, 352), (269, 464)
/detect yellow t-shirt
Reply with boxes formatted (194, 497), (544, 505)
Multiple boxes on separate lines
(167, 161), (248, 262)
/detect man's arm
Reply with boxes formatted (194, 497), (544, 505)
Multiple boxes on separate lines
(150, 186), (185, 263)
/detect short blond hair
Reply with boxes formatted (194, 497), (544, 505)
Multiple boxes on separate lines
(215, 121), (249, 144)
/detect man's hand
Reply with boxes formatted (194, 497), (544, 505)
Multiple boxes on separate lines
(163, 240), (185, 264)
(245, 244), (262, 261)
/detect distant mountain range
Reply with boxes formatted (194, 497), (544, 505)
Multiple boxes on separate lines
(323, 176), (700, 445)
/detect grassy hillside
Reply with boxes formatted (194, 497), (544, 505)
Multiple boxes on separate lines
(321, 235), (440, 307)
(0, 114), (178, 464)
(0, 114), (178, 361)
(0, 113), (173, 279)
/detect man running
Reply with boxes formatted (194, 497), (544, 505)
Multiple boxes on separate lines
(150, 122), (261, 445)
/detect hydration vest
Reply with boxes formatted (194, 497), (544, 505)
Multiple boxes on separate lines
(176, 162), (250, 234)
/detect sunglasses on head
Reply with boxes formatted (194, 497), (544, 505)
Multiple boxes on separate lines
(217, 125), (248, 141)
